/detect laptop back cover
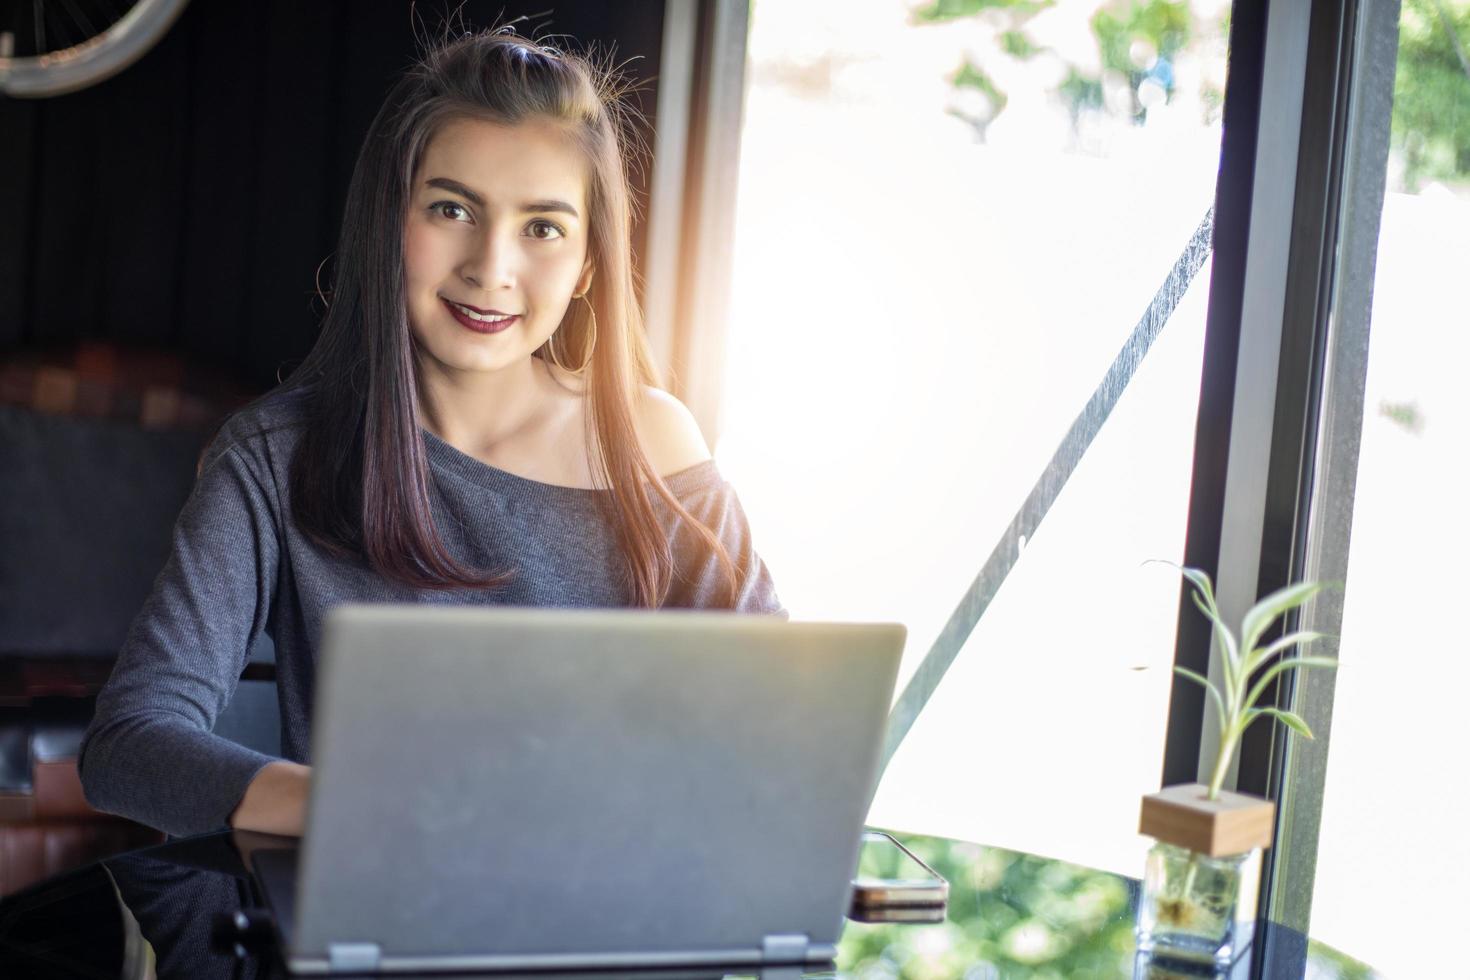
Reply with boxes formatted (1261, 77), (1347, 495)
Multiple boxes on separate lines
(293, 607), (903, 972)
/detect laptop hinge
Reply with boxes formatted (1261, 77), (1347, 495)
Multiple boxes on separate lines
(762, 933), (811, 963)
(327, 942), (382, 972)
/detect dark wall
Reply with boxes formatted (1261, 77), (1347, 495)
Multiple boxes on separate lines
(0, 1), (666, 391)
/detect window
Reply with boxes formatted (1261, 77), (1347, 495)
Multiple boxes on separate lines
(658, 0), (1437, 972)
(718, 0), (1230, 875)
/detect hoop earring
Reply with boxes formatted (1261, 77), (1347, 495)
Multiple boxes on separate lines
(545, 292), (597, 376)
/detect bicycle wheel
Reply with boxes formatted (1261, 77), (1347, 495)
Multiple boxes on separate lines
(0, 0), (192, 98)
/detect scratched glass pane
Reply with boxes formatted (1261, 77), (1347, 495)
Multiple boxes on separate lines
(717, 0), (1227, 879)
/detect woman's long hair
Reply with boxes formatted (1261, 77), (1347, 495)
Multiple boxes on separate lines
(285, 28), (737, 606)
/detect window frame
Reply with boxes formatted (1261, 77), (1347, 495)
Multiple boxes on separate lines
(1160, 0), (1397, 972)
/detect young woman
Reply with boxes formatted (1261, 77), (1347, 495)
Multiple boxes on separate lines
(78, 29), (782, 840)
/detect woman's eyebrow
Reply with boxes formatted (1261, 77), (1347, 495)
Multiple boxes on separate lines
(524, 199), (581, 220)
(424, 177), (485, 206)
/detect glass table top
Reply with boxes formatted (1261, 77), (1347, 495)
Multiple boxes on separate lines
(0, 827), (1375, 979)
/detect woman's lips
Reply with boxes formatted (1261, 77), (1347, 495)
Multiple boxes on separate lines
(441, 297), (519, 334)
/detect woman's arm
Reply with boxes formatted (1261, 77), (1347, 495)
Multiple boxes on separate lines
(230, 760), (311, 836)
(636, 387), (784, 615)
(78, 432), (287, 837)
(667, 475), (785, 614)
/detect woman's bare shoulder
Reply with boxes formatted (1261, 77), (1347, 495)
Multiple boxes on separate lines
(636, 387), (712, 477)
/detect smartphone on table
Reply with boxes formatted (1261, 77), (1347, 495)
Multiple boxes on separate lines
(847, 830), (949, 923)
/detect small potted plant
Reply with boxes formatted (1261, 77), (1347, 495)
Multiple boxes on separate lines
(1135, 564), (1338, 966)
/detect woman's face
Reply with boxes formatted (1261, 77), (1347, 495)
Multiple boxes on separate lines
(404, 116), (594, 378)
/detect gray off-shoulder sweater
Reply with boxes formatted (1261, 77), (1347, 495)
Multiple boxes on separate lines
(78, 390), (783, 837)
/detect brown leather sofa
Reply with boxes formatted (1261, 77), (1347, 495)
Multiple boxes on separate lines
(0, 343), (273, 897)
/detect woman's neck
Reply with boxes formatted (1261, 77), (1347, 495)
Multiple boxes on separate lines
(416, 355), (548, 453)
(416, 355), (592, 485)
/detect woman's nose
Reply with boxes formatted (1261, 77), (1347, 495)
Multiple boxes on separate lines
(459, 231), (517, 290)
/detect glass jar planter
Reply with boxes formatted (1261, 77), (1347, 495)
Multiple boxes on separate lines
(1136, 782), (1273, 967)
(1135, 840), (1250, 966)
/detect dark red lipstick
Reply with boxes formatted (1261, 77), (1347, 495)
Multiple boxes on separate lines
(441, 297), (519, 335)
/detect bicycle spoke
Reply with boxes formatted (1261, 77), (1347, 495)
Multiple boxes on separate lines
(44, 0), (76, 51)
(44, 0), (69, 51)
(57, 0), (96, 40)
(97, 0), (127, 29)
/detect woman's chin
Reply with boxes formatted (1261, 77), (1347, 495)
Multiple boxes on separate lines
(413, 340), (529, 378)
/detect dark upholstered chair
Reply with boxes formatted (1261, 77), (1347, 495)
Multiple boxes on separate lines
(0, 343), (277, 896)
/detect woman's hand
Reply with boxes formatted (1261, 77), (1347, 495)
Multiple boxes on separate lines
(229, 760), (312, 837)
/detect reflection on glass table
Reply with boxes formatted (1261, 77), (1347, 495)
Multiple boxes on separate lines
(0, 826), (1382, 979)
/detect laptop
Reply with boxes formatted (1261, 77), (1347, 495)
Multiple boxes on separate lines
(251, 605), (905, 975)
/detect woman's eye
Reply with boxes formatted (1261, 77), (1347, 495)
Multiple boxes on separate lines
(430, 201), (471, 222)
(526, 220), (565, 240)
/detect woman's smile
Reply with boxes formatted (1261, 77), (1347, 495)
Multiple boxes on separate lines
(441, 296), (520, 334)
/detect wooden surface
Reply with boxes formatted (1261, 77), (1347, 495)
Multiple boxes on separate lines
(1139, 782), (1275, 857)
